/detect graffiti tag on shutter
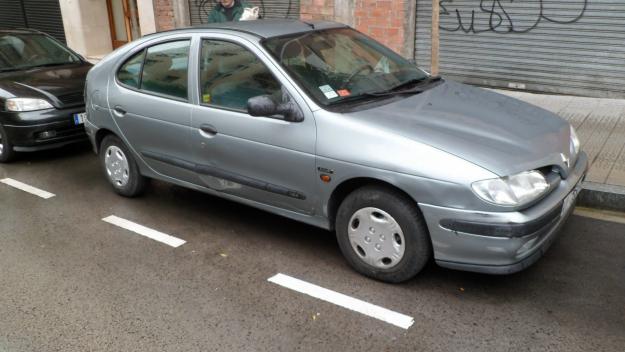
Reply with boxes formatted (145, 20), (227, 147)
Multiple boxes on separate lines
(439, 0), (588, 34)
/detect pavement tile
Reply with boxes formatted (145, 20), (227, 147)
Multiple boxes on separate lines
(558, 110), (589, 130)
(572, 111), (616, 168)
(606, 142), (625, 187)
(585, 107), (625, 184)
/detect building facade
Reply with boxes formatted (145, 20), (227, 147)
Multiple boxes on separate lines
(3, 0), (623, 98)
(0, 0), (189, 60)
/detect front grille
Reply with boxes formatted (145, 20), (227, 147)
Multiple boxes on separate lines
(56, 91), (84, 107)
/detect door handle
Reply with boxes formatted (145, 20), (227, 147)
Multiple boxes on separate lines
(113, 106), (126, 117)
(199, 124), (218, 137)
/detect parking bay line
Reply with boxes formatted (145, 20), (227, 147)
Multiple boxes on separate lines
(0, 178), (55, 199)
(268, 273), (414, 329)
(102, 215), (186, 248)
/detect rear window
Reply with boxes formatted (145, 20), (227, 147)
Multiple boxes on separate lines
(116, 40), (191, 100)
(141, 41), (190, 100)
(117, 50), (145, 88)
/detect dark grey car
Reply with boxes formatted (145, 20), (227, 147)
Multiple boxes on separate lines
(0, 29), (91, 162)
(84, 20), (587, 283)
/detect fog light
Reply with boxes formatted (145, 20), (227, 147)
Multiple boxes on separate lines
(37, 131), (57, 139)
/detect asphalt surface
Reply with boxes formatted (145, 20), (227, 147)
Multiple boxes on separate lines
(1, 144), (624, 352)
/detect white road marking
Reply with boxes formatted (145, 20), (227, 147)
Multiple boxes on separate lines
(268, 273), (414, 329)
(0, 178), (55, 199)
(574, 207), (625, 226)
(102, 215), (186, 248)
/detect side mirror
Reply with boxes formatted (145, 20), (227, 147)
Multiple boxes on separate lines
(247, 95), (304, 123)
(247, 95), (277, 117)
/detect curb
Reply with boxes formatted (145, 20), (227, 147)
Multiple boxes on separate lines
(578, 181), (625, 212)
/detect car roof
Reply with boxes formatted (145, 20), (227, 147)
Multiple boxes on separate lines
(153, 19), (349, 39)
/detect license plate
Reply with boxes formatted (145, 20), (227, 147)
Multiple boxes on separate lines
(562, 189), (578, 216)
(73, 112), (86, 125)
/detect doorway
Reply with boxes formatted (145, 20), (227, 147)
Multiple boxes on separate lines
(106, 0), (141, 49)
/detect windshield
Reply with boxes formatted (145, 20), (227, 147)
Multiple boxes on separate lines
(0, 33), (81, 72)
(263, 28), (429, 106)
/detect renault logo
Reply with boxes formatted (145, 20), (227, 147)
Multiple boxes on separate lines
(560, 153), (570, 168)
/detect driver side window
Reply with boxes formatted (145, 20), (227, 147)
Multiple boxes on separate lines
(199, 40), (282, 111)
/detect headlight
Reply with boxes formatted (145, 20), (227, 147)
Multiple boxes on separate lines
(570, 125), (580, 157)
(472, 171), (550, 207)
(6, 98), (53, 112)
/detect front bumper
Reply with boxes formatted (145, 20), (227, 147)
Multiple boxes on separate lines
(2, 107), (88, 152)
(419, 151), (588, 274)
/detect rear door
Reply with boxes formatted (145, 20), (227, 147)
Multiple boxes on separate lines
(107, 35), (199, 184)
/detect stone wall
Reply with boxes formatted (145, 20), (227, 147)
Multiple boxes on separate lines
(299, 0), (414, 57)
(154, 0), (176, 31)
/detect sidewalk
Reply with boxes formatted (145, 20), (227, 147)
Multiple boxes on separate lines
(495, 89), (625, 211)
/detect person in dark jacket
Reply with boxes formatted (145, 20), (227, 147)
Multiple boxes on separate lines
(207, 0), (252, 22)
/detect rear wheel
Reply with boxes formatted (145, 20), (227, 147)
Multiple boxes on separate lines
(0, 125), (16, 163)
(335, 185), (431, 283)
(100, 135), (146, 197)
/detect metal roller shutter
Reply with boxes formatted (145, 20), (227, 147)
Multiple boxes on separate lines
(22, 0), (66, 43)
(189, 0), (300, 25)
(415, 0), (625, 98)
(0, 0), (66, 43)
(0, 0), (26, 29)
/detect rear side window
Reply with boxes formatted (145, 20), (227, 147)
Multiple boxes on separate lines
(117, 50), (145, 88)
(116, 40), (190, 100)
(141, 40), (190, 100)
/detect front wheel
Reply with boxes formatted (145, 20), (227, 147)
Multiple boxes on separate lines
(100, 135), (147, 197)
(335, 186), (432, 283)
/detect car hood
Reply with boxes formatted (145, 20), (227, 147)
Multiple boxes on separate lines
(0, 63), (91, 108)
(346, 80), (571, 177)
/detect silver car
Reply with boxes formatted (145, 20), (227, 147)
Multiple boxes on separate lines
(84, 20), (587, 283)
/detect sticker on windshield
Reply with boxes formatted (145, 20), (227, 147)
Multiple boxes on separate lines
(337, 89), (351, 97)
(319, 85), (338, 99)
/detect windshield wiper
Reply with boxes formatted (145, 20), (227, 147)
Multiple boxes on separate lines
(1, 62), (72, 72)
(24, 62), (74, 70)
(327, 76), (444, 106)
(365, 76), (443, 97)
(388, 77), (429, 91)
(0, 68), (20, 73)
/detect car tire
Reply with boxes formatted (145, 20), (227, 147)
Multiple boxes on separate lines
(0, 125), (16, 163)
(335, 185), (432, 283)
(100, 135), (147, 197)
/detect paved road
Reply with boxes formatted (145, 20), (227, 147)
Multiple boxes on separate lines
(1, 145), (624, 352)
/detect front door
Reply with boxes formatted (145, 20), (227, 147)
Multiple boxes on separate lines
(190, 37), (318, 215)
(107, 0), (141, 49)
